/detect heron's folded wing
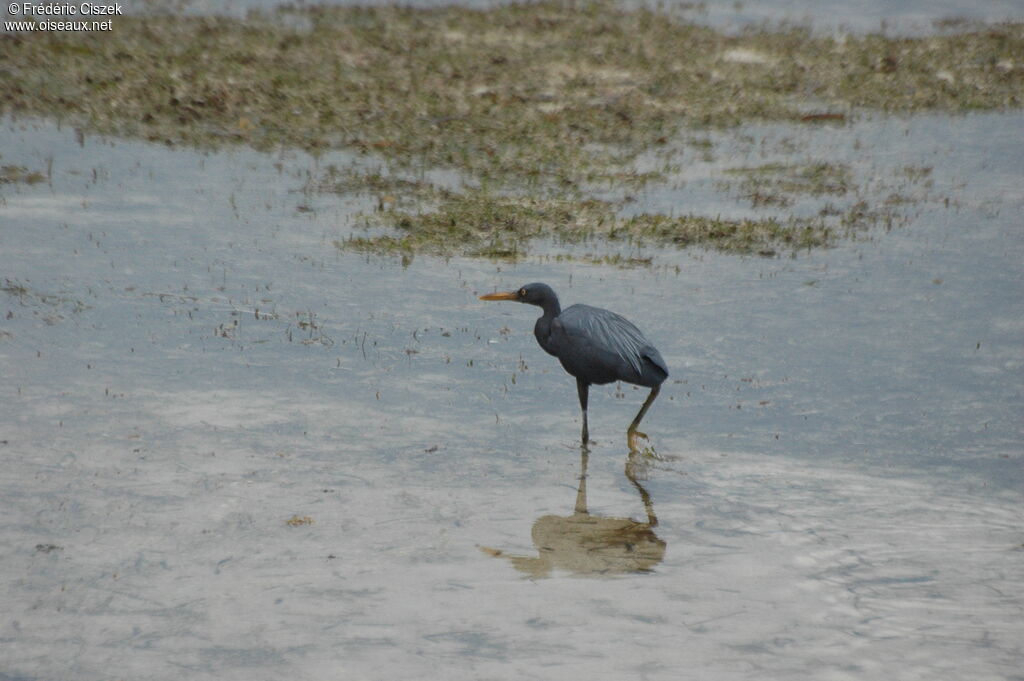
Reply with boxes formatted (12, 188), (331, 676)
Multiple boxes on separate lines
(556, 304), (654, 377)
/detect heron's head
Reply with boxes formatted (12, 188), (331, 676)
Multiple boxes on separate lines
(479, 282), (557, 307)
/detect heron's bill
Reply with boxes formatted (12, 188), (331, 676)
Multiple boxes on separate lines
(479, 291), (518, 301)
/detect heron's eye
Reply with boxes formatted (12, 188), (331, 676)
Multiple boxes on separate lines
(519, 288), (527, 297)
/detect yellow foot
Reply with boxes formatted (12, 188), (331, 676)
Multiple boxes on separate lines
(627, 429), (649, 452)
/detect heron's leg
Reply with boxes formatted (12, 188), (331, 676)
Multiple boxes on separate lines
(574, 446), (589, 514)
(576, 378), (590, 444)
(627, 385), (661, 439)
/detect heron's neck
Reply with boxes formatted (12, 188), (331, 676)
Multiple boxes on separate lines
(537, 295), (561, 319)
(533, 296), (561, 350)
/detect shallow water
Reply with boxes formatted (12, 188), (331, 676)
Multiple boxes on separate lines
(1, 104), (1022, 681)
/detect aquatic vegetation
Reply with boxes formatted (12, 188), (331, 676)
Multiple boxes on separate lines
(721, 162), (855, 207)
(2, 1), (1020, 259)
(4, 1), (1020, 164)
(327, 168), (840, 256)
(0, 165), (46, 185)
(1, 278), (91, 323)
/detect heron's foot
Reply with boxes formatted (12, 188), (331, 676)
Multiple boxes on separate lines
(627, 428), (650, 452)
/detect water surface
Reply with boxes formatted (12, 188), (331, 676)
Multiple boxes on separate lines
(1, 107), (1022, 680)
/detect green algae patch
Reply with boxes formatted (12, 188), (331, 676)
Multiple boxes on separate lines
(322, 167), (899, 258)
(335, 202), (830, 259)
(721, 162), (854, 207)
(2, 1), (1021, 258)
(1, 164), (47, 185)
(3, 1), (1021, 173)
(1, 277), (91, 328)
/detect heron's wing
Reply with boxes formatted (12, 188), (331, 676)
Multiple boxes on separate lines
(557, 304), (658, 378)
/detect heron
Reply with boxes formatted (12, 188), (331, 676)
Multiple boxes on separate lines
(480, 282), (668, 446)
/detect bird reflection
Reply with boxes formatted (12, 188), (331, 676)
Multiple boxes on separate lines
(483, 446), (665, 577)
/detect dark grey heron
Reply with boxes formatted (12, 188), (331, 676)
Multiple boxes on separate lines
(480, 282), (668, 445)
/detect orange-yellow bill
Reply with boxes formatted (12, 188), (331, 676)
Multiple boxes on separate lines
(479, 291), (518, 301)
